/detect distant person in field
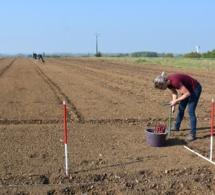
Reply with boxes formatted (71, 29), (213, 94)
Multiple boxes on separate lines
(33, 52), (37, 59)
(37, 54), (45, 62)
(154, 72), (202, 142)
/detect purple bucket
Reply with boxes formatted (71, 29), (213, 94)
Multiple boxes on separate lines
(145, 129), (167, 147)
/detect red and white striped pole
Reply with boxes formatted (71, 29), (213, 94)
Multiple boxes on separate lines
(63, 101), (69, 175)
(210, 99), (214, 161)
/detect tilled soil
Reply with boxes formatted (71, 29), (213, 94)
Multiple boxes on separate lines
(0, 57), (215, 194)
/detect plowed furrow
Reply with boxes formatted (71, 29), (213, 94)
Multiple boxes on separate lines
(31, 60), (84, 123)
(0, 59), (16, 77)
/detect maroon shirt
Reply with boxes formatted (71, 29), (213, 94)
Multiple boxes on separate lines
(167, 73), (198, 92)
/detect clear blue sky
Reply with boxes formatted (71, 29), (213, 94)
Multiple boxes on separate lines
(1, 0), (215, 54)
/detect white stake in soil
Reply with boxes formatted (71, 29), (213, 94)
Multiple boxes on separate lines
(63, 101), (69, 176)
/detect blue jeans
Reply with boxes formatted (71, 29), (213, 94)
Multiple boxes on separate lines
(174, 83), (202, 137)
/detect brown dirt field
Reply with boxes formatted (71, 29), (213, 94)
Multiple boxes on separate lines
(0, 57), (215, 194)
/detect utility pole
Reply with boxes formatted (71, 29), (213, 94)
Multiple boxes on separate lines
(95, 33), (100, 54)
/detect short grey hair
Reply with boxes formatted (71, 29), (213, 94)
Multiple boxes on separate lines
(154, 76), (168, 89)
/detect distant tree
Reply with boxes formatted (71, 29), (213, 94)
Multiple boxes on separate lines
(201, 49), (215, 58)
(164, 53), (174, 58)
(183, 52), (201, 58)
(131, 51), (158, 57)
(116, 53), (129, 57)
(95, 52), (102, 57)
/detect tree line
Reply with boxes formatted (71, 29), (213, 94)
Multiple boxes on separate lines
(131, 49), (215, 58)
(130, 51), (174, 58)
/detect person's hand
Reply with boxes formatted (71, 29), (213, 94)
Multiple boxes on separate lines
(170, 100), (178, 106)
(171, 105), (175, 114)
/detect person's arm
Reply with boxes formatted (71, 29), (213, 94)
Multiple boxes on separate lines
(170, 85), (190, 106)
(169, 88), (178, 113)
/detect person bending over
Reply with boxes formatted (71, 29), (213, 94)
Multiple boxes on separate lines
(154, 72), (202, 142)
(33, 52), (37, 59)
(37, 54), (45, 62)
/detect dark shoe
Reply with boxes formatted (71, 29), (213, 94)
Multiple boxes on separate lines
(185, 134), (196, 142)
(171, 126), (179, 131)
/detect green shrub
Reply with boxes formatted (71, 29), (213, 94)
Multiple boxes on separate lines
(201, 49), (215, 58)
(95, 52), (102, 57)
(183, 52), (201, 58)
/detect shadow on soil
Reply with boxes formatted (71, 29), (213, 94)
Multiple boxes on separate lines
(197, 126), (212, 131)
(183, 126), (212, 131)
(165, 138), (187, 146)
